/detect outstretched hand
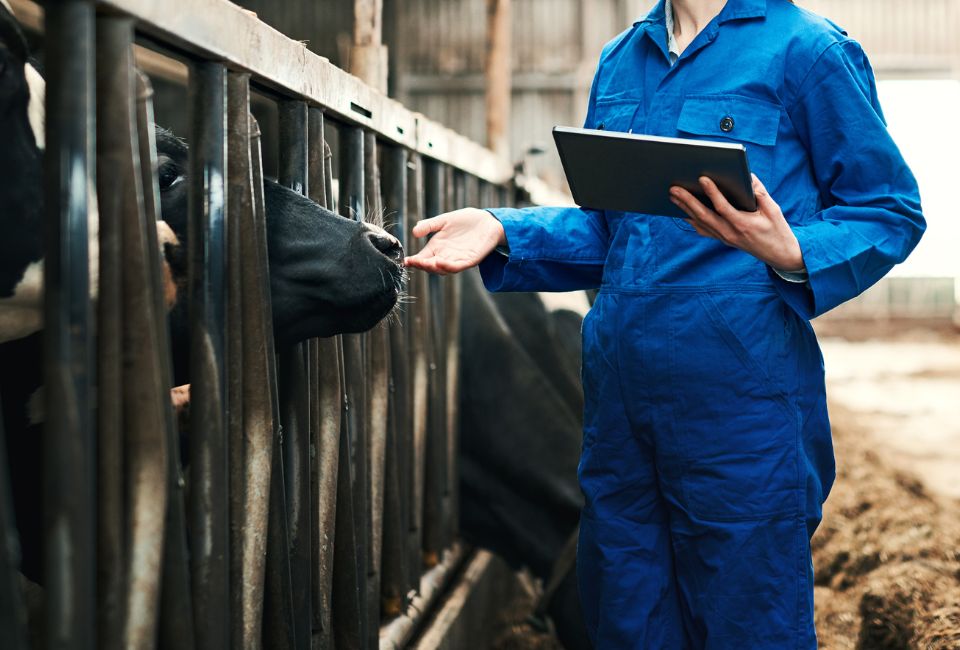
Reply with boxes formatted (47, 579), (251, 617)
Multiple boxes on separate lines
(403, 208), (506, 275)
(669, 174), (805, 273)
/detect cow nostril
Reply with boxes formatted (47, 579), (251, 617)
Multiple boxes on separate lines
(366, 230), (402, 259)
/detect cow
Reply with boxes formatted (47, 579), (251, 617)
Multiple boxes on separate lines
(459, 271), (592, 650)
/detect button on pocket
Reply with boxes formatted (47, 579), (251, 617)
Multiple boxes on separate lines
(720, 116), (735, 132)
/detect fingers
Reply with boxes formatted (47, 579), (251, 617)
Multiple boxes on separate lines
(670, 185), (735, 242)
(699, 177), (737, 217)
(411, 215), (446, 238)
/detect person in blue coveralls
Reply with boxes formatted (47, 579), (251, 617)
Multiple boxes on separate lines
(405, 0), (925, 646)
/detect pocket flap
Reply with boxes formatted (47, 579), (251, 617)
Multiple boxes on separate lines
(677, 95), (781, 146)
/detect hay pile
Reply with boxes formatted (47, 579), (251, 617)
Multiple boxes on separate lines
(813, 403), (960, 649)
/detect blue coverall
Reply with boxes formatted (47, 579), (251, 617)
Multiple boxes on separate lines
(479, 0), (925, 647)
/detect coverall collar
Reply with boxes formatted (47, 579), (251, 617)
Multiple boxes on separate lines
(636, 0), (767, 27)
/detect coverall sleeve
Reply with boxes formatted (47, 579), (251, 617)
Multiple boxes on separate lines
(774, 40), (926, 319)
(478, 77), (610, 293)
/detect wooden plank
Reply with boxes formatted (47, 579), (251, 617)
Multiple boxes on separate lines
(80, 0), (513, 183)
(484, 0), (512, 159)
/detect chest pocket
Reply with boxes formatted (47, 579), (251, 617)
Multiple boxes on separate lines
(593, 97), (643, 133)
(673, 94), (782, 230)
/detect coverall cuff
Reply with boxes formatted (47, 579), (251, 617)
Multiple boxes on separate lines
(776, 223), (853, 320)
(478, 208), (526, 292)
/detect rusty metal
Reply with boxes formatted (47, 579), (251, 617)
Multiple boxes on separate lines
(42, 1), (97, 647)
(277, 98), (312, 650)
(187, 60), (230, 650)
(307, 108), (342, 649)
(136, 70), (197, 650)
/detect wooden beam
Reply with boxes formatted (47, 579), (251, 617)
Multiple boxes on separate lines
(485, 0), (512, 160)
(352, 0), (388, 93)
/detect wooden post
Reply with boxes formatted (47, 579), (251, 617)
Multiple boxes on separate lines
(485, 0), (512, 160)
(352, 0), (389, 93)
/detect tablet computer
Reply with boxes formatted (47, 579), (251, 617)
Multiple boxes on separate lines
(552, 126), (757, 218)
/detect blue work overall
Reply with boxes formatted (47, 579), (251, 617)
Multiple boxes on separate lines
(479, 0), (925, 647)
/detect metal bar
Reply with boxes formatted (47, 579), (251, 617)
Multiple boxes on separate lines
(379, 143), (410, 619)
(98, 17), (170, 649)
(445, 171), (464, 547)
(136, 70), (196, 650)
(405, 153), (429, 582)
(277, 98), (312, 650)
(335, 123), (368, 648)
(225, 71), (247, 650)
(365, 132), (389, 644)
(187, 60), (230, 650)
(421, 158), (447, 565)
(94, 14), (127, 649)
(249, 116), (286, 649)
(307, 108), (341, 650)
(42, 1), (96, 647)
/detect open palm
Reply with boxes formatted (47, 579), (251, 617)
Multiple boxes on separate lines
(404, 208), (506, 275)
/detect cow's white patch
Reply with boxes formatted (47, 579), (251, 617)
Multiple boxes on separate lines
(24, 63), (45, 150)
(538, 290), (591, 317)
(27, 385), (44, 425)
(0, 260), (43, 343)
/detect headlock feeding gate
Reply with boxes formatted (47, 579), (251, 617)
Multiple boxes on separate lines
(0, 1), (517, 648)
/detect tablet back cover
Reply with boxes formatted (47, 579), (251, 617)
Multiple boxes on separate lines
(552, 126), (756, 218)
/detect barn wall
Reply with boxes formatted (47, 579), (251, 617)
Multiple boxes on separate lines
(229, 0), (960, 190)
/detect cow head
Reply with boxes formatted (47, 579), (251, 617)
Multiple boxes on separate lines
(154, 128), (405, 346)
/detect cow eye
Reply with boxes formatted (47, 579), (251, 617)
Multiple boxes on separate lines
(157, 155), (183, 190)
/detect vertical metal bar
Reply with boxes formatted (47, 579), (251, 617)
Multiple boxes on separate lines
(42, 1), (96, 647)
(307, 108), (341, 650)
(277, 98), (312, 650)
(94, 14), (126, 650)
(379, 144), (410, 620)
(421, 158), (447, 565)
(98, 17), (170, 649)
(364, 132), (389, 645)
(187, 60), (229, 650)
(249, 116), (288, 650)
(445, 171), (465, 546)
(227, 72), (278, 650)
(334, 124), (367, 649)
(225, 73), (247, 650)
(405, 152), (429, 583)
(137, 72), (196, 650)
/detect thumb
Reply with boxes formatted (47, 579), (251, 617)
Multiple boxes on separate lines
(411, 216), (446, 238)
(752, 174), (777, 213)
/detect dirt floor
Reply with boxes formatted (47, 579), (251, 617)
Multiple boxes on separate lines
(493, 319), (960, 649)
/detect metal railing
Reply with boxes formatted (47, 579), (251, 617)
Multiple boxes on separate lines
(1, 0), (515, 648)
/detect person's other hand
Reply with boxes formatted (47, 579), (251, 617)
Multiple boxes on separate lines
(669, 174), (805, 273)
(404, 208), (506, 275)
